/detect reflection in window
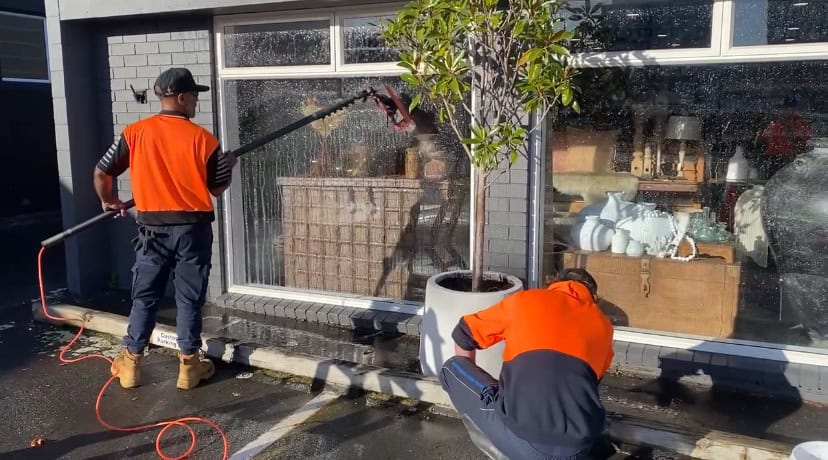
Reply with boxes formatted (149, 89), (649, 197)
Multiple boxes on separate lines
(223, 77), (471, 302)
(544, 60), (828, 349)
(0, 12), (48, 81)
(223, 20), (331, 67)
(562, 0), (713, 53)
(343, 15), (400, 64)
(733, 0), (828, 46)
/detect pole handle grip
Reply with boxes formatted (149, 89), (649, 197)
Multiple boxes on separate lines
(41, 199), (135, 248)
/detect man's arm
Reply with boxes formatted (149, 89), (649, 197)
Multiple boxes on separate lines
(206, 146), (237, 197)
(93, 135), (130, 212)
(450, 295), (513, 364)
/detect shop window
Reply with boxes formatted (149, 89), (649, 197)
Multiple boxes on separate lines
(562, 0), (713, 53)
(0, 12), (48, 82)
(543, 60), (828, 349)
(222, 76), (471, 302)
(342, 14), (399, 64)
(733, 0), (828, 46)
(222, 19), (331, 67)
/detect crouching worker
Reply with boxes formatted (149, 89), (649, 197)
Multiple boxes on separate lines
(440, 269), (614, 460)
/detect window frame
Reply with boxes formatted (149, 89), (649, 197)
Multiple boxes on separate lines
(534, 2), (828, 364)
(335, 4), (405, 74)
(0, 10), (50, 84)
(215, 11), (338, 77)
(214, 3), (470, 315)
(719, 0), (828, 59)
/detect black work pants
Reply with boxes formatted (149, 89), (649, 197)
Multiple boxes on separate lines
(440, 356), (591, 460)
(124, 222), (212, 356)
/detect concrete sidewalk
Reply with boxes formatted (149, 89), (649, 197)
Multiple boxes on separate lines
(33, 302), (809, 460)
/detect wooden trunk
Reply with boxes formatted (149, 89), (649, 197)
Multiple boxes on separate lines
(563, 251), (740, 338)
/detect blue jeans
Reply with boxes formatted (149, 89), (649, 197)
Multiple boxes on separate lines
(440, 356), (592, 460)
(124, 223), (212, 355)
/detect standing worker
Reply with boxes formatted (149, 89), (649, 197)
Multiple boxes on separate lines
(441, 268), (614, 460)
(93, 67), (237, 390)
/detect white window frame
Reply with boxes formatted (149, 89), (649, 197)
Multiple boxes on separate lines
(335, 4), (405, 74)
(215, 11), (337, 78)
(214, 3), (469, 316)
(542, 2), (828, 365)
(719, 0), (828, 60)
(0, 10), (50, 84)
(569, 0), (828, 67)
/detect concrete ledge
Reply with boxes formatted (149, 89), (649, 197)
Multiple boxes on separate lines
(33, 303), (795, 460)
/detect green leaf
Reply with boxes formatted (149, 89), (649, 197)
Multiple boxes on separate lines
(401, 73), (419, 86)
(561, 86), (573, 106)
(512, 21), (526, 38)
(572, 100), (581, 113)
(409, 93), (423, 112)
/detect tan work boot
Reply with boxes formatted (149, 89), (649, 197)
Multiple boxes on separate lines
(110, 349), (143, 389)
(177, 352), (215, 390)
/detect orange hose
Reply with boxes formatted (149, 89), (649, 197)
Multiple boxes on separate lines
(37, 246), (229, 459)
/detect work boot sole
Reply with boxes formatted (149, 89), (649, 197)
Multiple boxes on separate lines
(176, 360), (216, 390)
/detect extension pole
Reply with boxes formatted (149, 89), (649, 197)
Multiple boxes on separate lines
(41, 89), (379, 249)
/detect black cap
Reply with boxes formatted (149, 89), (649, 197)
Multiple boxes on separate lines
(153, 67), (210, 97)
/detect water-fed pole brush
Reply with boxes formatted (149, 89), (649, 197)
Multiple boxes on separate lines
(40, 84), (413, 248)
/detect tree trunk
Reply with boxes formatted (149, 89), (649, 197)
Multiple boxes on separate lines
(471, 168), (486, 292)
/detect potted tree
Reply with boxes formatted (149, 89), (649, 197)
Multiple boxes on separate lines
(383, 0), (579, 377)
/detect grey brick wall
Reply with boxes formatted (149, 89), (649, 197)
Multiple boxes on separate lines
(47, 5), (114, 295)
(483, 157), (529, 282)
(45, 5), (223, 300)
(611, 341), (827, 404)
(97, 22), (223, 301)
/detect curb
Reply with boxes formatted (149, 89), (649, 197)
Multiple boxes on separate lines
(34, 303), (795, 460)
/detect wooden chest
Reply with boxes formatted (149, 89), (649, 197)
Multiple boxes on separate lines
(562, 251), (740, 338)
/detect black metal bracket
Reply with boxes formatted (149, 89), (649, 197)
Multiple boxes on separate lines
(130, 84), (147, 104)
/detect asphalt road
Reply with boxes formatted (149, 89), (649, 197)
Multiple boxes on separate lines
(0, 214), (688, 460)
(0, 303), (496, 460)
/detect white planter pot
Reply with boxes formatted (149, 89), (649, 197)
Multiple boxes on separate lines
(419, 270), (524, 379)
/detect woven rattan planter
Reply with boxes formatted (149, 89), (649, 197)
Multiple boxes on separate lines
(277, 176), (466, 300)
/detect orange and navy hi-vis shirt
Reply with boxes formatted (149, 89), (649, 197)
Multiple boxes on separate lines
(452, 280), (614, 450)
(96, 110), (231, 225)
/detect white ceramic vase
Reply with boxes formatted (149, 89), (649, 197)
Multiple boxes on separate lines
(611, 229), (630, 254)
(572, 215), (615, 251)
(626, 239), (644, 257)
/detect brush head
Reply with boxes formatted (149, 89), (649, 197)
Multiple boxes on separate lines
(367, 84), (416, 133)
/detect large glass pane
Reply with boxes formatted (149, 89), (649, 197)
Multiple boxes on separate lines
(343, 15), (400, 64)
(562, 0), (713, 53)
(543, 60), (828, 350)
(0, 13), (48, 80)
(223, 20), (331, 67)
(223, 77), (471, 302)
(733, 0), (828, 46)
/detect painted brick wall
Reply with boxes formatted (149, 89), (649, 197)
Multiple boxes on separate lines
(95, 21), (224, 301)
(483, 157), (529, 282)
(48, 0), (132, 296)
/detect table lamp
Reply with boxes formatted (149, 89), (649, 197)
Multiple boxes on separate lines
(665, 115), (702, 179)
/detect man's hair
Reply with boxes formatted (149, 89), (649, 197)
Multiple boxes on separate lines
(554, 268), (598, 298)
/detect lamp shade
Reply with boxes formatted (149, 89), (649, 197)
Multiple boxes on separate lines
(665, 116), (702, 141)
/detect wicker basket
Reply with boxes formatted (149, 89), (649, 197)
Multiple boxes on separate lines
(277, 176), (464, 300)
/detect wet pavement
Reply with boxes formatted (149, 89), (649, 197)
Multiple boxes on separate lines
(0, 304), (688, 460)
(72, 288), (828, 452)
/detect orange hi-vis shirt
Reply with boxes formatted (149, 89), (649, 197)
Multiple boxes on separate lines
(451, 280), (614, 449)
(96, 111), (231, 225)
